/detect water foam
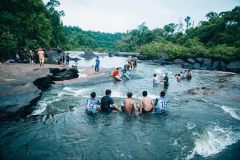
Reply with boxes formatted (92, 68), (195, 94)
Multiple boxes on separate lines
(186, 123), (196, 130)
(31, 98), (62, 115)
(201, 100), (240, 121)
(186, 126), (240, 159)
(221, 105), (240, 121)
(111, 90), (125, 98)
(58, 87), (90, 97)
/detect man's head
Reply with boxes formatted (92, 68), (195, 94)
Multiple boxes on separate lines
(97, 56), (99, 59)
(127, 92), (132, 98)
(154, 74), (156, 77)
(91, 92), (96, 98)
(165, 73), (168, 77)
(106, 89), (111, 96)
(160, 91), (165, 97)
(142, 91), (147, 97)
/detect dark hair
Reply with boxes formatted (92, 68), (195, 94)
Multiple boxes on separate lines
(154, 74), (156, 77)
(160, 91), (165, 97)
(142, 91), (147, 97)
(178, 74), (180, 76)
(106, 89), (111, 95)
(91, 92), (96, 98)
(127, 92), (132, 98)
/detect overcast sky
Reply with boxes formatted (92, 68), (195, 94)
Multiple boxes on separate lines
(52, 0), (239, 33)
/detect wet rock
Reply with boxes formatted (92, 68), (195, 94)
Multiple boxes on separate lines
(187, 87), (213, 95)
(226, 61), (240, 73)
(137, 54), (148, 60)
(113, 52), (139, 57)
(181, 62), (192, 69)
(174, 59), (184, 64)
(192, 63), (201, 69)
(45, 50), (61, 64)
(212, 61), (226, 71)
(50, 68), (79, 81)
(199, 66), (208, 70)
(81, 49), (97, 59)
(196, 57), (204, 64)
(203, 58), (212, 68)
(187, 58), (196, 64)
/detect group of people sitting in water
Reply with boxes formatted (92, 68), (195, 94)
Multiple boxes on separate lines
(112, 56), (138, 81)
(86, 89), (168, 115)
(175, 69), (192, 82)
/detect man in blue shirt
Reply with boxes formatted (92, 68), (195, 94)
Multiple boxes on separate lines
(95, 56), (100, 72)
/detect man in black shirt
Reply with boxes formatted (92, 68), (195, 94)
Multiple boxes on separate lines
(162, 73), (169, 91)
(101, 89), (120, 113)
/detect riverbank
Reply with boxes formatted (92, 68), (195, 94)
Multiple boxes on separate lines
(0, 63), (107, 120)
(137, 54), (240, 73)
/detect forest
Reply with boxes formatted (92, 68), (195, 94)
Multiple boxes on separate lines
(115, 7), (240, 61)
(0, 0), (239, 61)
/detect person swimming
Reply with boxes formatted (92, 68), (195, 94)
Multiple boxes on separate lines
(140, 91), (154, 113)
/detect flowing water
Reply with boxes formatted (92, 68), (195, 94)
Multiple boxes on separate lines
(1, 52), (240, 160)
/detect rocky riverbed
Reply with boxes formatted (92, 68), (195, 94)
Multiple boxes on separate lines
(0, 63), (107, 120)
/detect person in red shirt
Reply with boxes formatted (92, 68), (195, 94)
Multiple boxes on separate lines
(112, 68), (122, 81)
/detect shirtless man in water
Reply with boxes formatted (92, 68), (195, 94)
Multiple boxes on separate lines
(140, 91), (154, 113)
(121, 92), (138, 113)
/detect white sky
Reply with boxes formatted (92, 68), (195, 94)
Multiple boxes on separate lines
(51, 0), (239, 33)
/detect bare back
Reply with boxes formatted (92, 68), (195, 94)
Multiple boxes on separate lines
(123, 98), (136, 113)
(141, 96), (154, 112)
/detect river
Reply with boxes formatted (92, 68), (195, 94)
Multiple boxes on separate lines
(0, 52), (240, 160)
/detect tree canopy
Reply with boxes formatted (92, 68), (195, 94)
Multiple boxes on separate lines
(0, 0), (239, 62)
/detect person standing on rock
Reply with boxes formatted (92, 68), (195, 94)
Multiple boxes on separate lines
(37, 48), (45, 67)
(29, 49), (34, 64)
(95, 56), (100, 72)
(66, 53), (70, 66)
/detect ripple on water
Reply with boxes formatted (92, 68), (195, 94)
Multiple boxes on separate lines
(221, 105), (240, 121)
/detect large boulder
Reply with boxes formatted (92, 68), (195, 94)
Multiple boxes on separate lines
(81, 50), (97, 59)
(181, 62), (192, 69)
(203, 58), (212, 67)
(174, 59), (184, 64)
(226, 61), (240, 73)
(212, 61), (226, 71)
(192, 63), (201, 69)
(45, 50), (61, 64)
(187, 58), (196, 64)
(137, 54), (148, 60)
(196, 57), (204, 64)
